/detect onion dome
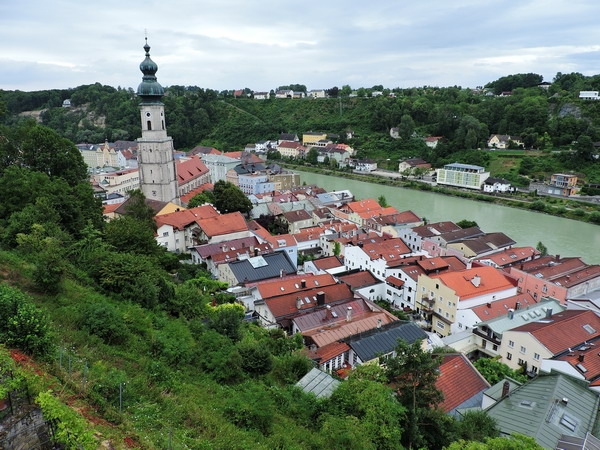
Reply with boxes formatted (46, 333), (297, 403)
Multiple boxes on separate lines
(137, 39), (164, 103)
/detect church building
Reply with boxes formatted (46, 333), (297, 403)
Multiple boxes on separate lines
(136, 39), (179, 204)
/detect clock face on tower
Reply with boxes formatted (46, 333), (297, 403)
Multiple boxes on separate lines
(146, 112), (151, 118)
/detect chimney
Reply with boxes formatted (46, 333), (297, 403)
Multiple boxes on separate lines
(316, 291), (325, 306)
(254, 248), (259, 257)
(508, 308), (514, 319)
(515, 301), (521, 310)
(296, 297), (302, 310)
(280, 269), (286, 278)
(346, 306), (353, 322)
(301, 279), (306, 289)
(579, 354), (585, 363)
(546, 308), (553, 318)
(486, 302), (491, 308)
(471, 274), (481, 288)
(377, 319), (382, 329)
(501, 381), (510, 398)
(326, 304), (332, 318)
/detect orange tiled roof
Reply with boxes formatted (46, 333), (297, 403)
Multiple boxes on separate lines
(197, 211), (248, 237)
(430, 266), (516, 300)
(313, 256), (344, 270)
(470, 293), (537, 321)
(154, 205), (220, 230)
(338, 271), (380, 289)
(344, 198), (383, 214)
(361, 238), (412, 262)
(180, 183), (214, 206)
(314, 342), (351, 363)
(515, 310), (600, 354)
(436, 354), (490, 413)
(475, 246), (539, 267)
(554, 336), (600, 382)
(176, 156), (209, 185)
(256, 273), (337, 300)
(264, 283), (354, 319)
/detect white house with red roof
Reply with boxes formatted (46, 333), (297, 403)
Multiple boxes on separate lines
(475, 246), (539, 269)
(343, 237), (414, 282)
(500, 309), (600, 375)
(176, 155), (211, 197)
(417, 265), (518, 337)
(154, 204), (220, 253)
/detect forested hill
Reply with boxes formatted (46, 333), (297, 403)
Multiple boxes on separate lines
(2, 71), (600, 174)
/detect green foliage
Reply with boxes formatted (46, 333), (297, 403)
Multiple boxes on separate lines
(270, 352), (313, 385)
(37, 390), (97, 449)
(222, 382), (275, 435)
(238, 340), (273, 376)
(212, 180), (253, 215)
(445, 433), (544, 450)
(319, 414), (377, 450)
(455, 410), (500, 442)
(187, 190), (215, 207)
(456, 219), (478, 229)
(0, 283), (54, 357)
(536, 241), (548, 257)
(208, 303), (245, 342)
(529, 200), (546, 212)
(473, 357), (527, 385)
(196, 329), (243, 383)
(78, 303), (129, 345)
(377, 195), (389, 207)
(327, 375), (405, 449)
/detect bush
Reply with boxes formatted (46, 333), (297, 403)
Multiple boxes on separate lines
(0, 283), (54, 357)
(529, 200), (546, 212)
(78, 303), (129, 345)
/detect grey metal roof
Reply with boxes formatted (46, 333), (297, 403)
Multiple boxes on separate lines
(228, 251), (296, 284)
(485, 373), (600, 449)
(347, 322), (428, 362)
(477, 299), (565, 337)
(296, 368), (341, 398)
(555, 433), (600, 450)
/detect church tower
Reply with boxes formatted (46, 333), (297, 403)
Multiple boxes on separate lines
(136, 39), (179, 204)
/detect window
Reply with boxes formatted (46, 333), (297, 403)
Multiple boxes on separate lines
(518, 358), (525, 366)
(162, 232), (168, 237)
(508, 340), (514, 348)
(492, 344), (498, 351)
(436, 320), (445, 330)
(520, 346), (526, 354)
(445, 312), (449, 318)
(534, 353), (540, 360)
(506, 352), (512, 360)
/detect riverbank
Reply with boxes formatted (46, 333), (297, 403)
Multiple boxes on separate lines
(282, 163), (600, 226)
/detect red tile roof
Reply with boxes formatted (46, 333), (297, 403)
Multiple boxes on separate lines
(343, 198), (382, 213)
(180, 183), (214, 206)
(314, 342), (351, 363)
(553, 336), (600, 382)
(264, 283), (354, 319)
(360, 238), (412, 262)
(475, 246), (539, 267)
(176, 156), (209, 185)
(416, 257), (450, 272)
(430, 266), (517, 300)
(256, 273), (337, 300)
(470, 293), (538, 321)
(154, 205), (220, 230)
(196, 211), (248, 237)
(338, 271), (380, 289)
(514, 310), (600, 354)
(313, 256), (344, 270)
(436, 354), (490, 413)
(386, 276), (405, 288)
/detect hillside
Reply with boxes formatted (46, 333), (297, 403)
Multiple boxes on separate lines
(2, 73), (600, 185)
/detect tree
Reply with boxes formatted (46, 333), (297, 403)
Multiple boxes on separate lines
(385, 340), (443, 449)
(212, 180), (252, 216)
(104, 215), (161, 256)
(456, 410), (500, 442)
(456, 219), (478, 229)
(208, 303), (245, 342)
(0, 283), (54, 357)
(398, 114), (416, 140)
(306, 147), (319, 164)
(473, 357), (527, 385)
(536, 241), (548, 257)
(340, 85), (352, 97)
(187, 190), (215, 208)
(446, 433), (544, 450)
(328, 375), (405, 449)
(378, 195), (389, 208)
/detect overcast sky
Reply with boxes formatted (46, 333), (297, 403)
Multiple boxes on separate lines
(2, 0), (600, 93)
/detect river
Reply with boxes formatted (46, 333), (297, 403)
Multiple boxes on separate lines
(297, 171), (600, 265)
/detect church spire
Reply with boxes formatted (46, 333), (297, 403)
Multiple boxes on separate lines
(137, 38), (164, 103)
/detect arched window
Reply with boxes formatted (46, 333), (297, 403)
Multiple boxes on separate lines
(147, 120), (152, 130)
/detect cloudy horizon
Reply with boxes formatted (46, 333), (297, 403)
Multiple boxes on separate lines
(2, 1), (600, 93)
